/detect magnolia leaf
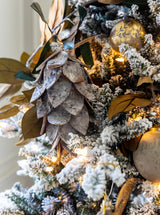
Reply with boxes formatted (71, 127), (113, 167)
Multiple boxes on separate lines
(70, 105), (89, 135)
(31, 2), (47, 24)
(62, 87), (84, 115)
(80, 42), (94, 67)
(137, 76), (153, 87)
(113, 178), (138, 215)
(123, 135), (142, 152)
(0, 58), (30, 84)
(32, 35), (57, 74)
(78, 5), (87, 24)
(63, 61), (84, 83)
(74, 82), (94, 101)
(0, 84), (22, 108)
(22, 88), (35, 102)
(22, 106), (43, 139)
(0, 104), (19, 119)
(20, 52), (30, 65)
(15, 71), (36, 82)
(46, 123), (59, 144)
(30, 80), (45, 103)
(36, 91), (52, 118)
(26, 44), (44, 70)
(59, 123), (78, 144)
(44, 66), (62, 90)
(48, 76), (71, 108)
(47, 51), (68, 69)
(108, 94), (152, 120)
(44, 0), (64, 41)
(16, 136), (32, 146)
(10, 94), (29, 105)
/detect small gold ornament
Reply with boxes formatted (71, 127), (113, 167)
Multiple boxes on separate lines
(98, 0), (124, 4)
(110, 18), (146, 52)
(133, 130), (160, 182)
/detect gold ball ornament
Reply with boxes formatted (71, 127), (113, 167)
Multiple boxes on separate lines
(110, 18), (146, 52)
(133, 130), (160, 182)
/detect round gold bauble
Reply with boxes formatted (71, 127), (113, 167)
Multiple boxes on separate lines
(133, 130), (160, 182)
(110, 18), (146, 52)
(98, 0), (124, 4)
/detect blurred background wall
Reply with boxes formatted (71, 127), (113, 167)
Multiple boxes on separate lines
(0, 0), (52, 191)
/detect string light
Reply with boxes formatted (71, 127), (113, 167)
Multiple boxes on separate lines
(46, 166), (53, 173)
(52, 156), (57, 163)
(115, 57), (125, 63)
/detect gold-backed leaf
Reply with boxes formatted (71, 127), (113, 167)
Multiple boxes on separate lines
(0, 58), (30, 84)
(0, 104), (19, 119)
(47, 76), (72, 108)
(0, 84), (22, 108)
(22, 88), (35, 101)
(26, 44), (44, 70)
(112, 178), (138, 215)
(20, 52), (30, 65)
(62, 87), (84, 115)
(48, 106), (71, 125)
(108, 94), (152, 120)
(22, 106), (43, 139)
(70, 105), (89, 135)
(10, 94), (29, 105)
(63, 61), (85, 83)
(137, 76), (153, 87)
(16, 136), (32, 146)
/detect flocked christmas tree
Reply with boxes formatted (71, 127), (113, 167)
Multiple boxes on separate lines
(1, 0), (160, 214)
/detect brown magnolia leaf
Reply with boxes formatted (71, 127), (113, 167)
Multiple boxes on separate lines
(44, 0), (64, 41)
(0, 104), (19, 119)
(70, 105), (89, 135)
(16, 136), (32, 146)
(112, 178), (138, 215)
(22, 106), (43, 139)
(22, 88), (35, 102)
(36, 91), (53, 118)
(59, 123), (78, 144)
(46, 124), (59, 144)
(10, 94), (29, 105)
(108, 94), (152, 120)
(62, 87), (84, 115)
(20, 52), (30, 65)
(123, 135), (142, 152)
(63, 61), (85, 83)
(137, 76), (153, 87)
(47, 76), (72, 108)
(0, 58), (30, 84)
(68, 55), (91, 68)
(47, 51), (68, 69)
(48, 106), (71, 125)
(30, 80), (45, 103)
(44, 66), (62, 90)
(74, 82), (94, 101)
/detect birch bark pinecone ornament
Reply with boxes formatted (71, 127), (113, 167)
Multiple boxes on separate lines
(30, 42), (93, 150)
